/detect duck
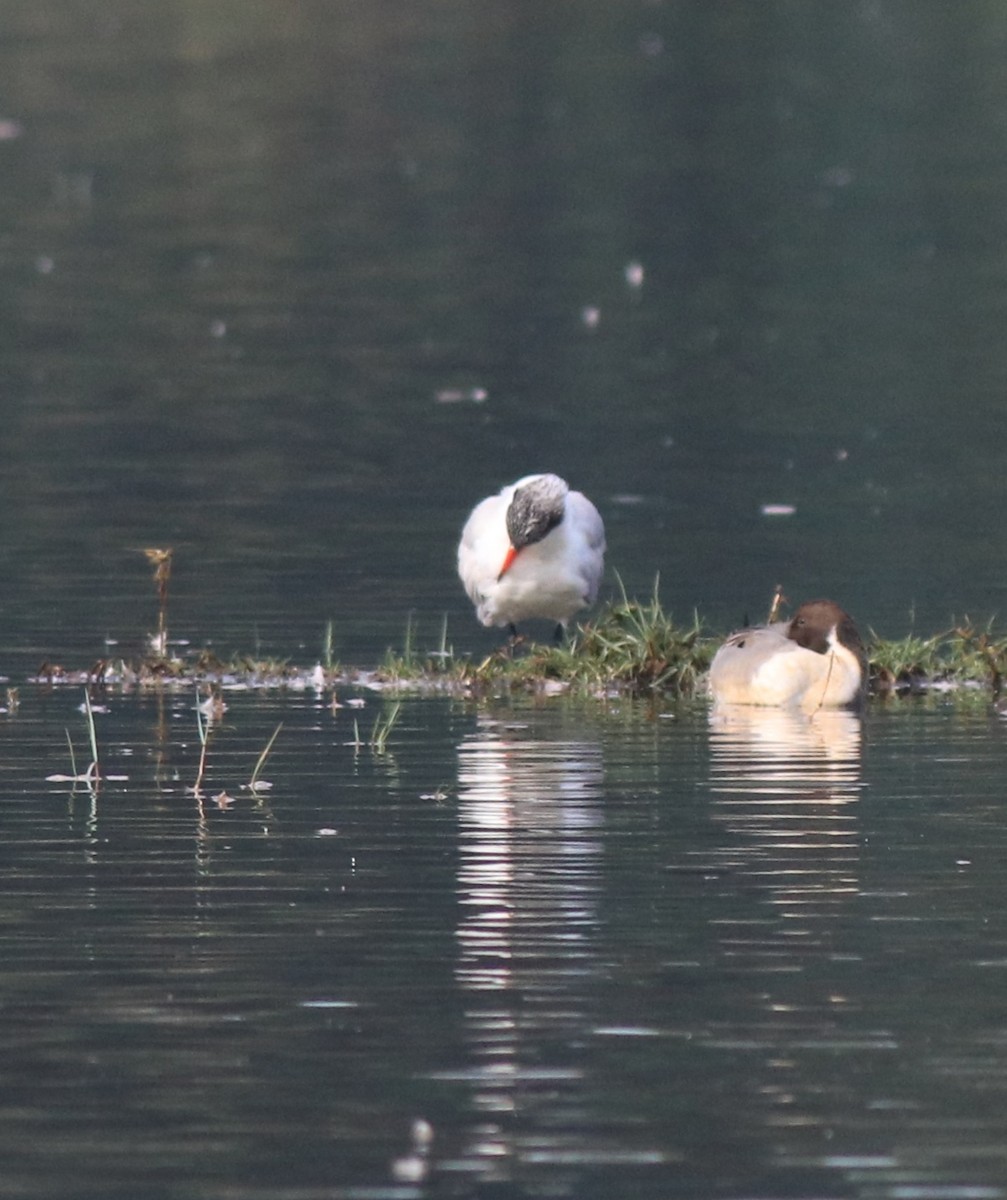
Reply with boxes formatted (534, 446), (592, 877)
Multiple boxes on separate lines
(457, 473), (606, 637)
(708, 598), (866, 710)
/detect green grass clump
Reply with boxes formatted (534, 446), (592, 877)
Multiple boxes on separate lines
(868, 619), (1007, 692)
(457, 579), (712, 697)
(565, 584), (710, 694)
(868, 629), (950, 689)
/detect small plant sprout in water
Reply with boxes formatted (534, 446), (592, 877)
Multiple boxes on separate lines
(47, 689), (124, 788)
(142, 546), (173, 656)
(246, 722), (282, 793)
(347, 702), (401, 755)
(378, 614), (458, 681)
(429, 613), (453, 665)
(310, 621), (341, 694)
(370, 702), (401, 755)
(401, 612), (416, 670)
(191, 684), (219, 796)
(323, 620), (336, 672)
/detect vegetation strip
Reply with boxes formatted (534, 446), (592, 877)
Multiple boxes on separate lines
(25, 586), (1007, 698)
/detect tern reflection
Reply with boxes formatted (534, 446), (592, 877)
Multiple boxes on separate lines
(707, 704), (864, 946)
(451, 713), (604, 1173)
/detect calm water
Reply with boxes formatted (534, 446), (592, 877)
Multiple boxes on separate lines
(0, 688), (1006, 1199)
(3, 1), (1007, 1196)
(1, 1), (1007, 664)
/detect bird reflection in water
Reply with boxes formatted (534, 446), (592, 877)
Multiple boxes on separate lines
(447, 714), (605, 1182)
(706, 703), (864, 961)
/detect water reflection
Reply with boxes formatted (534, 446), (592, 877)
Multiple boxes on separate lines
(448, 713), (606, 1183)
(703, 705), (869, 1188)
(709, 703), (862, 798)
(706, 703), (864, 957)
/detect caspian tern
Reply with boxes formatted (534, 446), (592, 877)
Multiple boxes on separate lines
(457, 473), (606, 638)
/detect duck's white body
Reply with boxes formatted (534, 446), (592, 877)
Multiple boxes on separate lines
(458, 474), (605, 629)
(708, 599), (865, 711)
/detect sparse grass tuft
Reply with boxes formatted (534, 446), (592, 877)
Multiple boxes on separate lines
(249, 722), (283, 791)
(379, 614), (462, 683)
(370, 702), (402, 754)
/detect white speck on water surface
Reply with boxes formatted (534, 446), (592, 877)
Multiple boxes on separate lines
(624, 260), (644, 288)
(435, 387), (487, 404)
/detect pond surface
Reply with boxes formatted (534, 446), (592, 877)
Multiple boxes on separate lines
(2, 688), (1007, 1199)
(1, 1), (1007, 666)
(2, 1), (1007, 1196)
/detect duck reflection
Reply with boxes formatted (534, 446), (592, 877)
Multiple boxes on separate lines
(709, 703), (862, 796)
(450, 713), (604, 1176)
(707, 703), (863, 951)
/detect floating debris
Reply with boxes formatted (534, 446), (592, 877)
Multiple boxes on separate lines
(197, 692), (227, 721)
(581, 305), (601, 329)
(625, 260), (645, 288)
(760, 504), (796, 517)
(435, 387), (487, 404)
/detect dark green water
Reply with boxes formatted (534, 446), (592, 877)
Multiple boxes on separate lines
(2, 2), (1007, 1196)
(2, 689), (1007, 1199)
(1, 1), (1007, 666)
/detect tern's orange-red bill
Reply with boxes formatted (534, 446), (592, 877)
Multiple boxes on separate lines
(497, 545), (519, 580)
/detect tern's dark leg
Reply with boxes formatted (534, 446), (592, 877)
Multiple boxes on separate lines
(499, 623), (521, 655)
(552, 622), (565, 645)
